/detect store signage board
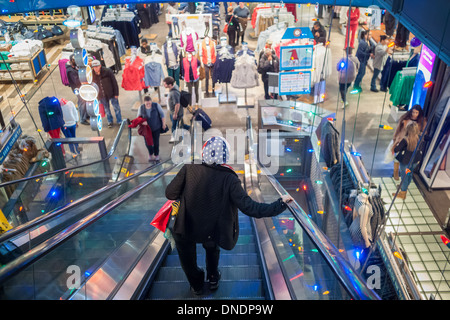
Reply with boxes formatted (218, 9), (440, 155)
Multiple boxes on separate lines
(279, 71), (311, 95)
(279, 45), (314, 71)
(282, 27), (313, 40)
(168, 14), (213, 39)
(409, 44), (436, 110)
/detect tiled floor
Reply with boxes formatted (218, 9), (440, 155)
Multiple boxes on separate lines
(373, 177), (450, 300)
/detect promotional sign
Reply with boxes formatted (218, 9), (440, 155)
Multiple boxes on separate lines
(0, 125), (22, 165)
(280, 45), (314, 71)
(169, 14), (212, 39)
(409, 44), (436, 109)
(279, 71), (311, 95)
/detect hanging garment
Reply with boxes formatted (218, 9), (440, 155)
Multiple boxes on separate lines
(58, 59), (69, 87)
(395, 22), (410, 48)
(389, 70), (416, 106)
(38, 96), (65, 132)
(319, 121), (340, 167)
(384, 10), (396, 36)
(312, 44), (333, 84)
(163, 41), (179, 69)
(122, 56), (146, 91)
(230, 55), (259, 89)
(144, 61), (165, 87)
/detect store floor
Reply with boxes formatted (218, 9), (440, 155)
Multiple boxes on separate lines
(0, 3), (448, 300)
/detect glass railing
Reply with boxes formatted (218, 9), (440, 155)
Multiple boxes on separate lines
(0, 120), (131, 229)
(0, 160), (174, 267)
(0, 163), (180, 299)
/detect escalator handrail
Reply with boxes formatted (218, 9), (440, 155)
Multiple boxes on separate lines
(0, 162), (180, 285)
(0, 159), (171, 244)
(258, 163), (381, 300)
(0, 119), (131, 189)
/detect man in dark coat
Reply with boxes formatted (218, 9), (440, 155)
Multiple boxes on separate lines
(92, 60), (122, 128)
(258, 48), (280, 100)
(66, 55), (89, 125)
(165, 136), (293, 295)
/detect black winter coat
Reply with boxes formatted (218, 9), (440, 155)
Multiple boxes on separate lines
(92, 67), (119, 100)
(66, 64), (81, 92)
(165, 164), (287, 250)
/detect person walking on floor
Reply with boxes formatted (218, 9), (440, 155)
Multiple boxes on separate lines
(137, 95), (167, 162)
(163, 76), (190, 143)
(344, 6), (360, 49)
(66, 54), (89, 125)
(233, 2), (250, 46)
(392, 122), (422, 200)
(165, 136), (294, 295)
(370, 35), (390, 92)
(337, 48), (359, 108)
(390, 105), (427, 180)
(225, 6), (240, 50)
(91, 60), (123, 128)
(258, 48), (280, 100)
(353, 30), (373, 92)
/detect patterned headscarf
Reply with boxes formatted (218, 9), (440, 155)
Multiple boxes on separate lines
(202, 136), (230, 165)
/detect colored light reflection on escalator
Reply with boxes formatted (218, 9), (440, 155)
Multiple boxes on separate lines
(351, 151), (361, 157)
(286, 148), (292, 152)
(289, 271), (304, 281)
(379, 124), (393, 130)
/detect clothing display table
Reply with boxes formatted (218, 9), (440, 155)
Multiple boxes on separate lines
(0, 48), (47, 82)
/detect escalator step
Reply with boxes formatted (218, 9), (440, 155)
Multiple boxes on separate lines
(147, 279), (265, 300)
(170, 243), (257, 256)
(163, 253), (259, 267)
(155, 265), (262, 282)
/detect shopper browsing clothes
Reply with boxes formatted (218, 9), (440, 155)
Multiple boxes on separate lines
(337, 48), (359, 108)
(91, 60), (122, 128)
(311, 21), (327, 45)
(258, 48), (280, 100)
(165, 136), (294, 295)
(60, 98), (81, 155)
(163, 76), (190, 143)
(136, 95), (167, 162)
(233, 2), (250, 46)
(391, 105), (427, 180)
(66, 55), (89, 125)
(392, 122), (422, 200)
(353, 30), (373, 92)
(370, 35), (391, 92)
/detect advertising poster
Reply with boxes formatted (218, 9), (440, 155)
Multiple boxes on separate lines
(409, 44), (436, 109)
(279, 45), (314, 71)
(279, 71), (311, 95)
(168, 14), (212, 39)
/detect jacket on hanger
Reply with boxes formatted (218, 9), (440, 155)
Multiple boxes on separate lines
(230, 57), (259, 88)
(121, 56), (146, 91)
(38, 96), (65, 132)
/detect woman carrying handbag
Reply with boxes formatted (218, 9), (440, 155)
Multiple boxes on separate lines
(224, 6), (240, 50)
(165, 136), (293, 295)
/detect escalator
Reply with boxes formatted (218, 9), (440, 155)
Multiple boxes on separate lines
(0, 128), (380, 300)
(0, 119), (133, 230)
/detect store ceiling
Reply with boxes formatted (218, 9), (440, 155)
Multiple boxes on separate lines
(1, 0), (449, 66)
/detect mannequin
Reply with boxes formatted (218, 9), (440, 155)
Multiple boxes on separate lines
(349, 191), (374, 249)
(180, 27), (199, 54)
(199, 36), (216, 96)
(164, 37), (181, 86)
(182, 52), (201, 105)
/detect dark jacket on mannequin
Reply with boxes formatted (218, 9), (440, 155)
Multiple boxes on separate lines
(165, 164), (287, 250)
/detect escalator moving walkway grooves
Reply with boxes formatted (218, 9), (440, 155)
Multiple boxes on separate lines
(146, 212), (267, 300)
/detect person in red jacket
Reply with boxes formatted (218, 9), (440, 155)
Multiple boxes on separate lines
(344, 7), (360, 49)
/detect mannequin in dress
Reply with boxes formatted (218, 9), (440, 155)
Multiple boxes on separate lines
(349, 191), (374, 249)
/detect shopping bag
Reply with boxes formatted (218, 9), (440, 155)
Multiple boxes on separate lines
(150, 200), (174, 232)
(99, 103), (106, 118)
(166, 200), (180, 232)
(384, 140), (395, 163)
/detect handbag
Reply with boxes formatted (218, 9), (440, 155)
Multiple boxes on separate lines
(383, 140), (395, 163)
(150, 200), (174, 232)
(223, 16), (233, 33)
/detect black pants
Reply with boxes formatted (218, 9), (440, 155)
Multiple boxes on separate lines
(173, 232), (220, 291)
(204, 64), (214, 93)
(145, 129), (160, 156)
(339, 82), (352, 103)
(186, 81), (199, 104)
(227, 28), (238, 50)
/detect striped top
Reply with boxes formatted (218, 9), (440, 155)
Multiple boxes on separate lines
(349, 195), (374, 249)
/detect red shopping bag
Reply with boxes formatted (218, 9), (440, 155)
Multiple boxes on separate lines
(150, 200), (174, 232)
(99, 103), (106, 118)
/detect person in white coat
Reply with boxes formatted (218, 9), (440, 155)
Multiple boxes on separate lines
(60, 98), (81, 155)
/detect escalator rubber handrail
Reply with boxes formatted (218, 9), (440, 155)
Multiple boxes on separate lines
(258, 164), (381, 300)
(0, 159), (171, 244)
(0, 162), (180, 285)
(0, 119), (131, 189)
